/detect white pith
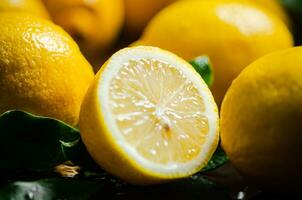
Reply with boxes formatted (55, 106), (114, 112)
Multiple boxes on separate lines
(98, 46), (219, 175)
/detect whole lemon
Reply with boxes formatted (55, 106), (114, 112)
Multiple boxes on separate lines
(137, 0), (293, 105)
(221, 47), (302, 190)
(0, 0), (49, 19)
(42, 0), (124, 59)
(0, 12), (94, 126)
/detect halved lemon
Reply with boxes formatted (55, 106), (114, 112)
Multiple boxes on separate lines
(79, 46), (219, 184)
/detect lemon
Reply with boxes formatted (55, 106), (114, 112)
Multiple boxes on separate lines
(221, 47), (302, 190)
(42, 0), (124, 59)
(0, 0), (49, 19)
(79, 46), (219, 184)
(137, 0), (293, 105)
(0, 12), (94, 126)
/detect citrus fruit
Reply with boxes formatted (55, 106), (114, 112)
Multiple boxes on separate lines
(79, 46), (219, 184)
(42, 0), (124, 58)
(0, 0), (49, 19)
(137, 0), (293, 105)
(221, 47), (302, 190)
(0, 12), (94, 126)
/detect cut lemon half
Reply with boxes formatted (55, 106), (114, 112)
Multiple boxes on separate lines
(79, 46), (219, 184)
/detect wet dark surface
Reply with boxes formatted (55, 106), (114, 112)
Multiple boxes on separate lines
(0, 163), (299, 200)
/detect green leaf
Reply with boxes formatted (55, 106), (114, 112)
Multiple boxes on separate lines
(189, 56), (214, 87)
(0, 110), (81, 172)
(0, 178), (102, 200)
(202, 147), (229, 172)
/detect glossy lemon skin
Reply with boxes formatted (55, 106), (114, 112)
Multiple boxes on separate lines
(0, 13), (94, 125)
(0, 0), (49, 19)
(221, 47), (302, 190)
(138, 0), (293, 105)
(43, 0), (124, 57)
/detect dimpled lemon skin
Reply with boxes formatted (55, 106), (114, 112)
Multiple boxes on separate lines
(0, 0), (49, 19)
(221, 47), (302, 190)
(138, 0), (293, 105)
(0, 12), (94, 126)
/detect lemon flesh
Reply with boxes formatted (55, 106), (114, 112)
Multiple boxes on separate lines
(80, 46), (219, 184)
(110, 58), (211, 164)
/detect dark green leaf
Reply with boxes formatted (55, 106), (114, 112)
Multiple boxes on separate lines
(0, 178), (102, 200)
(202, 147), (229, 172)
(0, 110), (80, 172)
(189, 56), (214, 87)
(281, 0), (302, 18)
(280, 0), (302, 45)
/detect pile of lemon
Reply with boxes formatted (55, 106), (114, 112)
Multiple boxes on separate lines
(0, 0), (301, 192)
